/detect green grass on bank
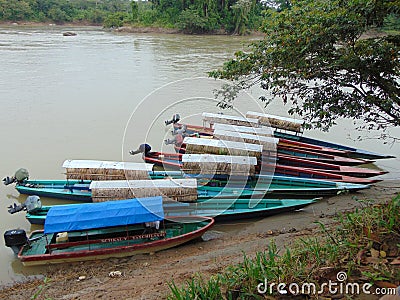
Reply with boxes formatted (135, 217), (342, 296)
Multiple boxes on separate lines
(168, 195), (400, 299)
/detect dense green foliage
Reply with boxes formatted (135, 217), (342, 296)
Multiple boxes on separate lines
(0, 0), (132, 24)
(0, 0), (265, 34)
(210, 0), (400, 132)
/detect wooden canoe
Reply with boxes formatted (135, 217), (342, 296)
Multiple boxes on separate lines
(143, 151), (380, 184)
(14, 179), (266, 202)
(25, 198), (317, 225)
(170, 122), (392, 160)
(9, 197), (214, 266)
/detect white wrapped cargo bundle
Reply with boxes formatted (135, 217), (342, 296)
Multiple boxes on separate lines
(184, 137), (263, 159)
(213, 129), (278, 151)
(246, 111), (304, 133)
(213, 123), (273, 137)
(63, 160), (154, 181)
(182, 154), (257, 176)
(90, 179), (198, 203)
(202, 112), (260, 127)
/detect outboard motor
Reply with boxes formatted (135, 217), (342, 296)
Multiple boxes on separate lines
(8, 203), (25, 214)
(164, 137), (177, 145)
(165, 134), (184, 148)
(3, 176), (16, 185)
(25, 195), (42, 213)
(165, 114), (181, 125)
(3, 168), (29, 186)
(172, 124), (187, 136)
(15, 168), (29, 182)
(4, 229), (28, 255)
(8, 195), (41, 214)
(129, 144), (152, 156)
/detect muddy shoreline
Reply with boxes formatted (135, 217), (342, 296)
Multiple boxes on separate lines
(0, 180), (398, 300)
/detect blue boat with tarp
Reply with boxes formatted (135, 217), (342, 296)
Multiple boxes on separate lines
(4, 196), (214, 266)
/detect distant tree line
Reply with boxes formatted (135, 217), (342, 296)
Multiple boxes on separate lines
(0, 0), (128, 25)
(1, 0), (398, 34)
(0, 0), (268, 34)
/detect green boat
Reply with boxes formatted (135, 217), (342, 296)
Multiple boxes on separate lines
(13, 179), (266, 202)
(4, 196), (214, 266)
(23, 196), (317, 225)
(10, 172), (368, 202)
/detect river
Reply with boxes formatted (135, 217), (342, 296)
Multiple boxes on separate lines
(0, 25), (398, 286)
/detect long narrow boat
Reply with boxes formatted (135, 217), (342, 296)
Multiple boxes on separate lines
(174, 136), (371, 166)
(277, 145), (370, 166)
(15, 180), (92, 201)
(172, 123), (352, 157)
(273, 131), (394, 160)
(276, 154), (386, 178)
(24, 198), (316, 225)
(142, 151), (380, 184)
(13, 179), (266, 202)
(260, 162), (379, 184)
(245, 111), (394, 160)
(167, 198), (315, 221)
(169, 122), (393, 160)
(4, 197), (214, 266)
(212, 123), (349, 156)
(22, 200), (194, 225)
(144, 151), (386, 178)
(12, 173), (369, 201)
(201, 176), (370, 197)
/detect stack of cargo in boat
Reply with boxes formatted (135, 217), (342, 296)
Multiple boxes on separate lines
(213, 123), (273, 137)
(184, 137), (263, 159)
(63, 160), (153, 180)
(213, 129), (278, 151)
(181, 154), (257, 176)
(202, 112), (260, 127)
(246, 111), (304, 133)
(90, 178), (198, 202)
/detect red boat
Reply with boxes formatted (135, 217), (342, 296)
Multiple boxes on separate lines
(277, 145), (371, 166)
(174, 140), (371, 166)
(277, 154), (386, 178)
(170, 123), (373, 165)
(140, 151), (380, 184)
(170, 123), (382, 164)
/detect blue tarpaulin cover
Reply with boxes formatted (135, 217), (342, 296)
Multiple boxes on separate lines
(44, 196), (164, 234)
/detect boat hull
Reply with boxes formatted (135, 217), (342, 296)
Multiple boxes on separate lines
(144, 152), (378, 184)
(146, 151), (385, 179)
(18, 216), (214, 266)
(204, 176), (370, 197)
(174, 142), (371, 166)
(15, 174), (370, 202)
(16, 180), (92, 202)
(166, 199), (315, 222)
(171, 123), (393, 160)
(274, 132), (394, 160)
(26, 199), (316, 225)
(16, 180), (266, 202)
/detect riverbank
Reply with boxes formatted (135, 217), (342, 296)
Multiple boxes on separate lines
(0, 180), (398, 300)
(114, 26), (263, 35)
(0, 21), (264, 36)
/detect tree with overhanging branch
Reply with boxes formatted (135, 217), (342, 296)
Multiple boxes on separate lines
(209, 0), (400, 134)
